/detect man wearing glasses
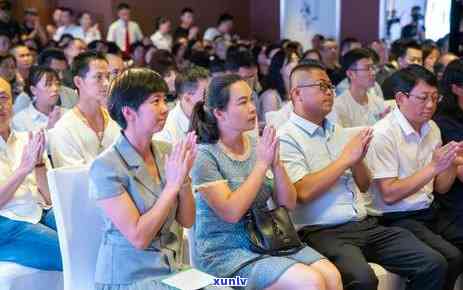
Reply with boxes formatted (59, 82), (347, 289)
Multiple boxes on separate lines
(278, 61), (446, 290)
(367, 65), (463, 290)
(334, 48), (389, 127)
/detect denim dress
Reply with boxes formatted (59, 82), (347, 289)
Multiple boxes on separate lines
(191, 136), (324, 290)
(89, 134), (181, 290)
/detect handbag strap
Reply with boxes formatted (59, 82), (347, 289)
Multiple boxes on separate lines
(224, 244), (305, 279)
(224, 254), (269, 278)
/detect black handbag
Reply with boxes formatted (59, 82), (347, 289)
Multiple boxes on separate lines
(245, 206), (304, 256)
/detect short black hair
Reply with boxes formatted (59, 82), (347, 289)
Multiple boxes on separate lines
(218, 13), (233, 25)
(155, 17), (170, 31)
(88, 40), (108, 53)
(0, 28), (10, 39)
(71, 51), (107, 78)
(290, 60), (326, 90)
(398, 39), (422, 59)
(175, 65), (209, 97)
(0, 53), (14, 65)
(225, 49), (256, 72)
(422, 40), (439, 62)
(60, 7), (74, 16)
(386, 64), (437, 98)
(365, 47), (380, 64)
(264, 44), (281, 58)
(108, 68), (168, 129)
(148, 50), (176, 77)
(341, 37), (360, 53)
(38, 48), (66, 67)
(117, 2), (130, 10)
(302, 49), (322, 61)
(341, 48), (372, 72)
(181, 7), (193, 15)
(106, 41), (121, 55)
(188, 50), (211, 68)
(438, 59), (463, 116)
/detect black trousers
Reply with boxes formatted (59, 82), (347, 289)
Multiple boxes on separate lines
(380, 206), (463, 290)
(299, 217), (447, 290)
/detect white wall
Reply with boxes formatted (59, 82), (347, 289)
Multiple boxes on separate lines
(280, 0), (341, 50)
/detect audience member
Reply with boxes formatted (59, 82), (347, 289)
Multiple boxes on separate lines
(278, 62), (447, 290)
(203, 13), (234, 42)
(37, 48), (78, 108)
(150, 17), (173, 52)
(368, 65), (463, 290)
(20, 8), (47, 47)
(432, 59), (463, 256)
(78, 11), (101, 44)
(173, 7), (197, 43)
(340, 37), (361, 56)
(53, 7), (83, 42)
(320, 38), (343, 85)
(10, 44), (33, 84)
(106, 3), (143, 56)
(434, 52), (458, 81)
(49, 51), (119, 168)
(90, 67), (196, 289)
(0, 77), (62, 271)
(334, 48), (388, 127)
(190, 74), (342, 290)
(12, 66), (64, 132)
(422, 40), (440, 74)
(154, 65), (208, 143)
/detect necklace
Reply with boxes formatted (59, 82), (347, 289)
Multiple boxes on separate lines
(73, 106), (108, 149)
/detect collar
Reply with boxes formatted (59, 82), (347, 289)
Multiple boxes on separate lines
(114, 132), (165, 194)
(114, 131), (163, 170)
(114, 132), (144, 169)
(392, 108), (431, 138)
(289, 111), (335, 137)
(73, 106), (110, 131)
(0, 128), (17, 151)
(29, 103), (48, 121)
(173, 101), (190, 134)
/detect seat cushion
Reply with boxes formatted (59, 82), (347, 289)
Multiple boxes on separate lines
(0, 262), (63, 290)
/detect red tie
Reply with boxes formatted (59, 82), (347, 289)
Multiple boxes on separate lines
(124, 23), (130, 55)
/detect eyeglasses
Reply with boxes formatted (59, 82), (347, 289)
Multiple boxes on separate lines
(350, 65), (377, 72)
(297, 82), (335, 93)
(403, 92), (443, 104)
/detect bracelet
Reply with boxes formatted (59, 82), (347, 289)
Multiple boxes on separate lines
(181, 180), (192, 189)
(35, 163), (46, 168)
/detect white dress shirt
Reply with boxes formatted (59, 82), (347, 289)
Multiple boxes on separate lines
(48, 107), (120, 168)
(106, 19), (143, 51)
(153, 102), (189, 144)
(81, 27), (102, 44)
(0, 130), (50, 223)
(12, 92), (31, 115)
(367, 108), (441, 215)
(12, 103), (66, 132)
(150, 31), (173, 51)
(278, 113), (367, 228)
(53, 25), (84, 41)
(334, 88), (387, 127)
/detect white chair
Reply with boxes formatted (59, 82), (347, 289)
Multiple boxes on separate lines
(48, 166), (102, 290)
(370, 263), (405, 290)
(0, 262), (63, 290)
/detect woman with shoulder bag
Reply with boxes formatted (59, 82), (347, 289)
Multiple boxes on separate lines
(190, 74), (342, 290)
